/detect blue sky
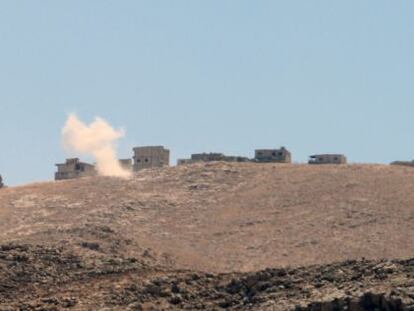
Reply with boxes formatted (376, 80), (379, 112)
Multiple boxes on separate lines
(0, 1), (413, 185)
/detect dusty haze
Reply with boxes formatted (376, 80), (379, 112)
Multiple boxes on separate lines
(62, 114), (131, 178)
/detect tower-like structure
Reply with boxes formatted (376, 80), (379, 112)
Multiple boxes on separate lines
(132, 146), (170, 171)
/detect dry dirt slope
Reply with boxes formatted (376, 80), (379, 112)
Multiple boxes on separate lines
(1, 162), (414, 272)
(1, 162), (414, 310)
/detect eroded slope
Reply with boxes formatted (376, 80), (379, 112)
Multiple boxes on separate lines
(1, 163), (414, 272)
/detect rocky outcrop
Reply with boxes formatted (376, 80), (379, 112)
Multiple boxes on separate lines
(1, 243), (414, 310)
(296, 293), (413, 311)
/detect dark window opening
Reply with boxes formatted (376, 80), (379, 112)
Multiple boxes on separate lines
(145, 158), (149, 163)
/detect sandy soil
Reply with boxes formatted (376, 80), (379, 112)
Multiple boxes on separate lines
(1, 162), (414, 310)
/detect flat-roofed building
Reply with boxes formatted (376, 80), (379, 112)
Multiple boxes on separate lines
(254, 147), (291, 163)
(178, 153), (250, 165)
(390, 160), (414, 167)
(133, 146), (170, 171)
(308, 154), (347, 165)
(191, 153), (227, 162)
(55, 158), (96, 180)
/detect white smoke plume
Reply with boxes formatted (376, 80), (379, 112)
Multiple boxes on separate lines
(62, 114), (131, 178)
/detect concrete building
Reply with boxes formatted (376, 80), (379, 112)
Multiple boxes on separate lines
(55, 158), (96, 180)
(254, 147), (291, 163)
(133, 146), (170, 171)
(390, 160), (414, 167)
(308, 154), (347, 165)
(191, 153), (226, 162)
(222, 156), (250, 163)
(190, 153), (250, 162)
(177, 153), (250, 165)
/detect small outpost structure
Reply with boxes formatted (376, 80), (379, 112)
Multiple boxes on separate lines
(177, 152), (249, 165)
(133, 146), (170, 171)
(390, 160), (414, 167)
(0, 175), (3, 188)
(308, 154), (347, 165)
(254, 147), (291, 163)
(191, 153), (249, 163)
(191, 153), (228, 162)
(55, 158), (96, 180)
(178, 147), (291, 165)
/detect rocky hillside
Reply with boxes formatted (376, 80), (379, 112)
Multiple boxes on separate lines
(1, 162), (414, 310)
(1, 243), (414, 310)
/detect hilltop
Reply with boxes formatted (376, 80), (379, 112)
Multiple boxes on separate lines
(1, 162), (414, 310)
